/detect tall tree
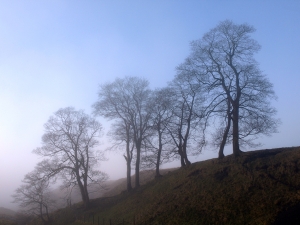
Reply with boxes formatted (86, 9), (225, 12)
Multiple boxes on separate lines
(166, 73), (204, 166)
(93, 76), (152, 189)
(33, 107), (107, 208)
(179, 20), (279, 157)
(141, 88), (176, 177)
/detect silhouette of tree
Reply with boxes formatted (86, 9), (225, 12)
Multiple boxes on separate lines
(93, 77), (152, 189)
(32, 107), (107, 208)
(177, 20), (279, 157)
(141, 87), (177, 176)
(13, 170), (54, 224)
(166, 73), (205, 166)
(106, 120), (135, 191)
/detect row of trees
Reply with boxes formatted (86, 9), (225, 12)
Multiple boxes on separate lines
(92, 76), (205, 191)
(92, 20), (279, 192)
(13, 20), (279, 221)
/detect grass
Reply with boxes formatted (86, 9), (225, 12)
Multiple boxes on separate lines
(0, 219), (17, 225)
(29, 146), (300, 225)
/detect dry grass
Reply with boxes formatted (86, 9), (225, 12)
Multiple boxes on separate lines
(0, 219), (16, 225)
(102, 168), (178, 197)
(30, 146), (300, 225)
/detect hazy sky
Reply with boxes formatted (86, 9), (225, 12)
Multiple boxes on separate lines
(1, 1), (299, 210)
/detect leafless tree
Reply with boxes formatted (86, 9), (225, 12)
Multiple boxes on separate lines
(178, 20), (279, 157)
(141, 88), (177, 177)
(106, 121), (135, 191)
(93, 76), (152, 189)
(210, 97), (233, 158)
(32, 107), (108, 208)
(166, 73), (205, 167)
(12, 169), (55, 224)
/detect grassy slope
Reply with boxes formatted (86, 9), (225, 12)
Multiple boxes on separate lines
(0, 208), (17, 225)
(0, 220), (16, 225)
(36, 147), (300, 225)
(102, 168), (179, 197)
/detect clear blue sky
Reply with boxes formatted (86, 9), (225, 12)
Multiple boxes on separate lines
(0, 0), (299, 210)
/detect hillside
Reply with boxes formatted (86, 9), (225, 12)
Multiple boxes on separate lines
(0, 208), (15, 218)
(0, 207), (16, 225)
(31, 146), (300, 225)
(102, 168), (178, 197)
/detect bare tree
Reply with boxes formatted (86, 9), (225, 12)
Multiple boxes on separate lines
(211, 98), (232, 158)
(33, 107), (108, 208)
(12, 170), (55, 224)
(93, 76), (152, 189)
(166, 73), (205, 167)
(107, 121), (135, 191)
(141, 88), (177, 177)
(179, 20), (279, 157)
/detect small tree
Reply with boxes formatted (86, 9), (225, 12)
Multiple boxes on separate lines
(12, 170), (54, 224)
(33, 107), (108, 208)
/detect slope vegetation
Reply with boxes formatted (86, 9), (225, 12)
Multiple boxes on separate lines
(33, 147), (300, 225)
(0, 207), (16, 225)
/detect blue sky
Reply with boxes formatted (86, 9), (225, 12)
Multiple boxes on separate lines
(0, 1), (299, 209)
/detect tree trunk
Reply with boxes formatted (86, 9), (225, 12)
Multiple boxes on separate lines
(155, 164), (162, 178)
(232, 104), (241, 156)
(76, 175), (89, 208)
(83, 185), (90, 208)
(125, 164), (131, 192)
(125, 126), (132, 192)
(178, 146), (186, 167)
(82, 171), (90, 208)
(182, 141), (191, 166)
(155, 148), (162, 177)
(155, 131), (163, 177)
(39, 204), (46, 225)
(184, 155), (191, 166)
(45, 204), (50, 222)
(219, 101), (231, 159)
(126, 159), (132, 191)
(135, 141), (141, 188)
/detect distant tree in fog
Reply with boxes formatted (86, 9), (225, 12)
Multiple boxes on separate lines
(12, 169), (54, 224)
(93, 76), (152, 189)
(106, 120), (135, 191)
(32, 107), (108, 209)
